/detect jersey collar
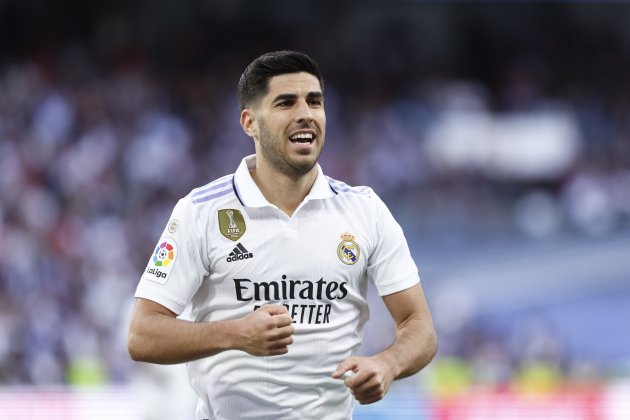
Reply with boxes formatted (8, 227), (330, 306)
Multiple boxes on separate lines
(233, 155), (336, 208)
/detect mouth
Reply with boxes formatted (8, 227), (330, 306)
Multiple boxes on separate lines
(289, 130), (316, 145)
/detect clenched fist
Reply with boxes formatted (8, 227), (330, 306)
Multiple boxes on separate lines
(234, 304), (294, 356)
(332, 356), (395, 405)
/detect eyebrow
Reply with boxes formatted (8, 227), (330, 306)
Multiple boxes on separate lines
(271, 91), (324, 103)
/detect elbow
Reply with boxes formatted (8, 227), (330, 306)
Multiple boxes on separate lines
(427, 327), (438, 363)
(127, 327), (147, 362)
(412, 327), (438, 376)
(128, 322), (166, 364)
(127, 331), (141, 361)
(127, 298), (172, 363)
(417, 323), (438, 372)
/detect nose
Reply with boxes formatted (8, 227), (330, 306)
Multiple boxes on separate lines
(294, 99), (314, 123)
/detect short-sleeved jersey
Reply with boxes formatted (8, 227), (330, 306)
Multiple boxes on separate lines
(135, 155), (420, 420)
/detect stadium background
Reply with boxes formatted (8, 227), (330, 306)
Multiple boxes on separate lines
(1, 1), (629, 418)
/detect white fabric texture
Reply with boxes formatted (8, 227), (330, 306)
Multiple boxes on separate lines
(135, 155), (420, 420)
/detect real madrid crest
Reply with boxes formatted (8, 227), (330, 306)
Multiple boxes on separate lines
(218, 209), (246, 241)
(337, 232), (360, 265)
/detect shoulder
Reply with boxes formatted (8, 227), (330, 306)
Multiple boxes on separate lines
(184, 174), (236, 207)
(325, 176), (394, 223)
(170, 174), (238, 234)
(326, 176), (375, 199)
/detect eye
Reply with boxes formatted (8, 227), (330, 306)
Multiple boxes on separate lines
(276, 99), (294, 108)
(308, 98), (323, 107)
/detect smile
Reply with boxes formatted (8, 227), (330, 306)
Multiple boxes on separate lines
(289, 131), (315, 144)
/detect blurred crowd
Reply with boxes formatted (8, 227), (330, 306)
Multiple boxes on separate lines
(1, 5), (630, 389)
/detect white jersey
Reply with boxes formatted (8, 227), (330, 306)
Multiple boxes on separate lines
(135, 155), (420, 420)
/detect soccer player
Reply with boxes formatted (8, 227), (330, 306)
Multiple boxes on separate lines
(128, 50), (437, 420)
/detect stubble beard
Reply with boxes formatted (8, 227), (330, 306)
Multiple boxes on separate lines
(258, 118), (324, 178)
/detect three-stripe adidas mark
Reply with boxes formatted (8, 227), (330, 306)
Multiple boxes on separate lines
(226, 243), (254, 263)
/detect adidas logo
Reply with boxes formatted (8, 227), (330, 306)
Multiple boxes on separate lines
(226, 243), (254, 263)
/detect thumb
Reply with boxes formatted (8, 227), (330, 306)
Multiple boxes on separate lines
(332, 358), (357, 379)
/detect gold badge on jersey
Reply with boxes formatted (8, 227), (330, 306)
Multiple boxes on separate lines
(337, 232), (360, 265)
(218, 209), (246, 241)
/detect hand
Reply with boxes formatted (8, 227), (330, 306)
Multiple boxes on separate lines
(332, 356), (395, 405)
(234, 305), (294, 356)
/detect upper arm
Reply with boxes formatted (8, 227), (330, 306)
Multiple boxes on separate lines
(130, 297), (178, 327)
(128, 298), (178, 360)
(367, 195), (420, 296)
(382, 283), (433, 329)
(134, 198), (208, 315)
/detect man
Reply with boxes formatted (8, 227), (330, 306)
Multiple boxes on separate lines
(128, 50), (437, 420)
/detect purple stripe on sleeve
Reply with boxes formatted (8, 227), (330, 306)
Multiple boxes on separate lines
(332, 187), (368, 195)
(191, 179), (232, 197)
(192, 188), (233, 204)
(328, 179), (370, 196)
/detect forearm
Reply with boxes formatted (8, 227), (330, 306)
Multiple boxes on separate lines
(128, 299), (295, 364)
(128, 311), (238, 365)
(376, 316), (437, 380)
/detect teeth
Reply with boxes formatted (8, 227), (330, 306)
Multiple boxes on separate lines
(290, 133), (313, 142)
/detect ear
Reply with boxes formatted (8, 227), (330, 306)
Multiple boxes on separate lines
(240, 108), (258, 140)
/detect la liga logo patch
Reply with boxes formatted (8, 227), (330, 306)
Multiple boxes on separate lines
(144, 237), (177, 284)
(153, 241), (175, 267)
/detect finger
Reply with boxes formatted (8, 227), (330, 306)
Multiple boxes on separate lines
(269, 337), (293, 349)
(273, 314), (294, 328)
(352, 378), (381, 397)
(355, 380), (388, 405)
(266, 346), (289, 356)
(361, 387), (387, 404)
(358, 393), (383, 405)
(262, 304), (289, 315)
(272, 325), (294, 339)
(345, 369), (373, 389)
(332, 358), (357, 379)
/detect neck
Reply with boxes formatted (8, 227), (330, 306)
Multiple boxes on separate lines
(251, 158), (318, 217)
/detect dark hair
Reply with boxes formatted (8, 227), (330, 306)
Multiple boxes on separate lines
(237, 50), (324, 110)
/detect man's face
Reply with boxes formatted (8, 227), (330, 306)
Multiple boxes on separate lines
(244, 72), (326, 177)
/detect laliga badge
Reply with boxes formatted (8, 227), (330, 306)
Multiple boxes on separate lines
(218, 209), (246, 241)
(337, 232), (360, 265)
(143, 237), (177, 284)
